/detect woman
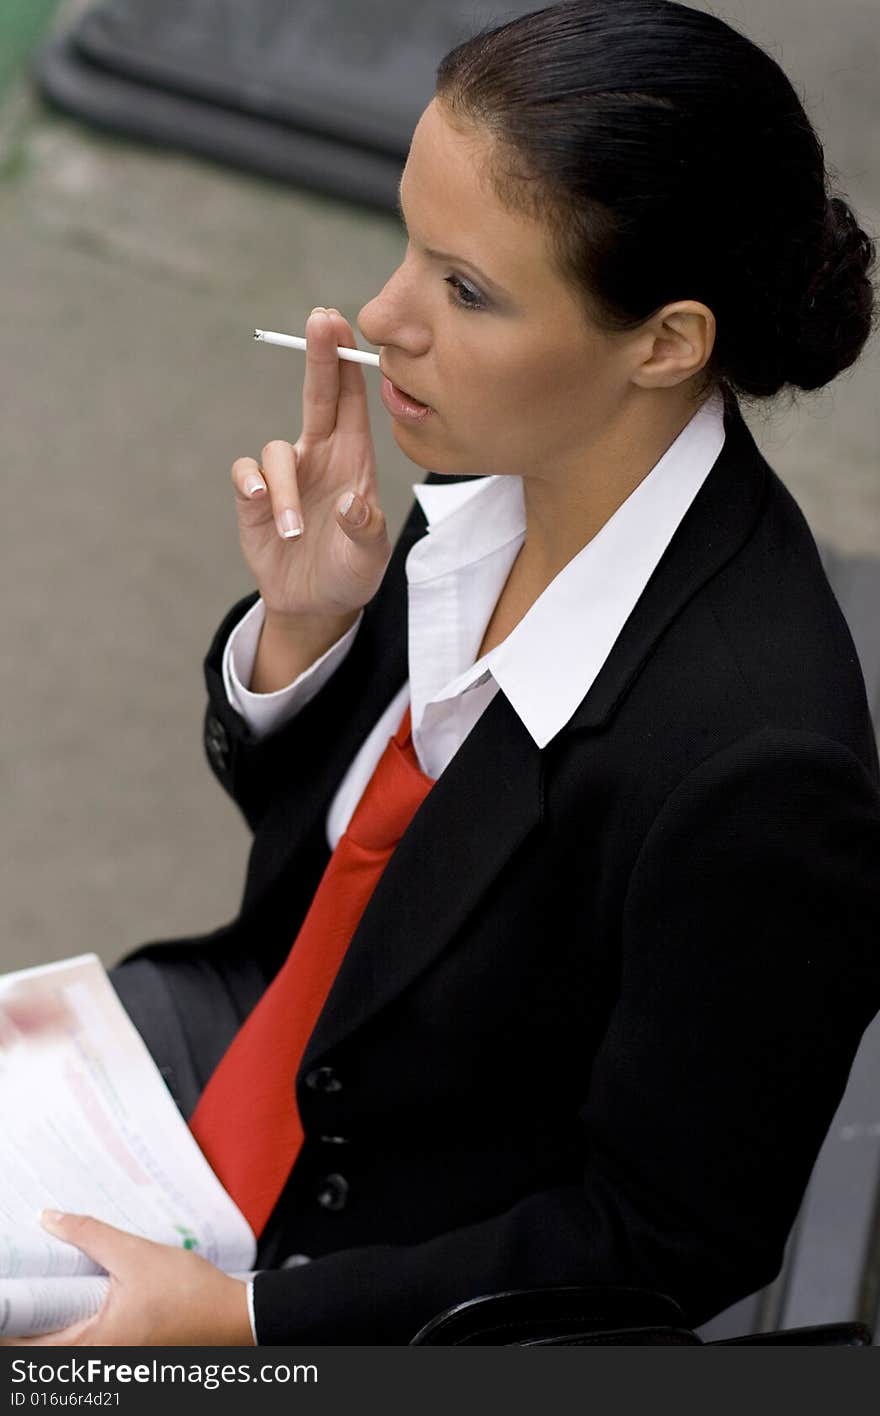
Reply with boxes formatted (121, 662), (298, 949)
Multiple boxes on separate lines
(19, 0), (880, 1345)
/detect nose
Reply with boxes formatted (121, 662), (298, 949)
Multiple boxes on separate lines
(357, 257), (430, 359)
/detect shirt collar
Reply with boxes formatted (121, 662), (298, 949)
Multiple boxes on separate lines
(408, 388), (727, 747)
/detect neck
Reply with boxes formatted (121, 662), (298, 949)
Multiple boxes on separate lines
(517, 388), (709, 585)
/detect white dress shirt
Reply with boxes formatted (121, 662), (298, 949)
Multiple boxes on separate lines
(224, 387), (726, 1339)
(225, 387), (726, 850)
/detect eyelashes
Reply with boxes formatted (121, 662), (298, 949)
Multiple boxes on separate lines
(444, 274), (488, 312)
(397, 222), (490, 311)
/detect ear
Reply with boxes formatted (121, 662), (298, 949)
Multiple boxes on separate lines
(631, 302), (716, 390)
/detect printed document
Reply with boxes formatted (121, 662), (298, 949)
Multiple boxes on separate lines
(0, 954), (255, 1338)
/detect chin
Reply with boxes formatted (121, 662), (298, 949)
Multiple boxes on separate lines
(391, 423), (477, 476)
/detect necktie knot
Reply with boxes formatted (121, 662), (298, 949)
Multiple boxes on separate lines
(344, 706), (434, 852)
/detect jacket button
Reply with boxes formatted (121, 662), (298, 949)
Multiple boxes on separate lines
(205, 714), (230, 771)
(315, 1173), (349, 1211)
(305, 1065), (342, 1093)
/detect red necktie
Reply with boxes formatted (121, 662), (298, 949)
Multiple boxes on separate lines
(189, 702), (435, 1237)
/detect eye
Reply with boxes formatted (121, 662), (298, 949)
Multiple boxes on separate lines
(444, 274), (487, 312)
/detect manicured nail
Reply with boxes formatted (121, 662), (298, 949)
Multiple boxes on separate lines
(245, 476), (266, 497)
(279, 508), (303, 538)
(341, 491), (367, 526)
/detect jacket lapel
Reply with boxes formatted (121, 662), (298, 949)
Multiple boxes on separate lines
(302, 393), (769, 1066)
(302, 686), (544, 1068)
(567, 393), (769, 731)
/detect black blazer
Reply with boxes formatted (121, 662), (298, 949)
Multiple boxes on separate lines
(122, 393), (880, 1343)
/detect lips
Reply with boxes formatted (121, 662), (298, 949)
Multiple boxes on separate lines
(381, 367), (429, 408)
(380, 374), (434, 422)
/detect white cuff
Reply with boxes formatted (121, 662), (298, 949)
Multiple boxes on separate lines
(222, 598), (364, 739)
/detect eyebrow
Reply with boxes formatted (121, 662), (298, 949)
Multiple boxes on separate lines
(395, 177), (509, 299)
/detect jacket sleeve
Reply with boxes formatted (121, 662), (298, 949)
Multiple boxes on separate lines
(199, 485), (429, 834)
(223, 596), (364, 740)
(250, 727), (880, 1343)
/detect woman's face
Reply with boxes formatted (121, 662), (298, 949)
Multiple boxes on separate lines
(357, 97), (636, 480)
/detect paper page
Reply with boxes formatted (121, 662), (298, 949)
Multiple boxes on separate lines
(0, 1271), (258, 1340)
(0, 954), (255, 1283)
(0, 1276), (110, 1339)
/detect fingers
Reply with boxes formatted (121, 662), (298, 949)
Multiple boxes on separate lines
(232, 303), (373, 547)
(260, 441), (304, 540)
(335, 489), (391, 571)
(231, 445), (303, 541)
(302, 306), (342, 441)
(230, 455), (267, 503)
(325, 308), (372, 439)
(40, 1211), (152, 1274)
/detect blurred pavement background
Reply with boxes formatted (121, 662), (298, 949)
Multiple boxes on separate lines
(1, 0), (878, 973)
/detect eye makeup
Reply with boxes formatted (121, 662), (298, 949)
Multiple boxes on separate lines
(445, 274), (488, 311)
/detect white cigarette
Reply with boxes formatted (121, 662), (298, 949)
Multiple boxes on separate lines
(253, 328), (381, 367)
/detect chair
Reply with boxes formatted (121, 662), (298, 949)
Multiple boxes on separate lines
(409, 1286), (872, 1345)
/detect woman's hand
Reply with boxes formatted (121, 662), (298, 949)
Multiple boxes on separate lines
(232, 306), (392, 622)
(0, 1212), (255, 1347)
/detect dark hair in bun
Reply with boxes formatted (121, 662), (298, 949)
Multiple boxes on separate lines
(436, 0), (878, 407)
(790, 196), (878, 392)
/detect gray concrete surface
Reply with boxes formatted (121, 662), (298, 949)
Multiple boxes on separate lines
(1, 0), (878, 975)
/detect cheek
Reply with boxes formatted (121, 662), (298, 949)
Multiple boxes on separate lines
(476, 350), (594, 451)
(445, 343), (559, 419)
(399, 330), (600, 474)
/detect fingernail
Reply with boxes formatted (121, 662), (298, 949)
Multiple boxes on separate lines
(310, 306), (329, 323)
(341, 491), (367, 526)
(245, 476), (266, 497)
(41, 1209), (65, 1227)
(279, 508), (303, 538)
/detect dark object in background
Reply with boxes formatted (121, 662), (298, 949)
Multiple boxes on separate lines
(408, 1285), (873, 1344)
(32, 0), (539, 209)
